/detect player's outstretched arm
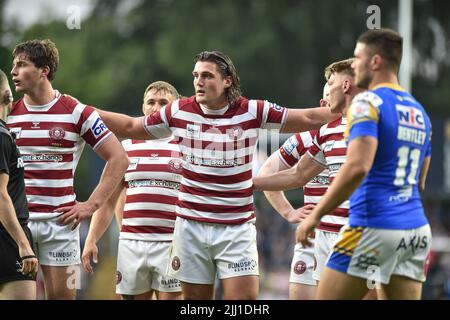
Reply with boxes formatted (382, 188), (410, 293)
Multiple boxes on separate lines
(253, 153), (324, 192)
(419, 156), (431, 193)
(57, 135), (129, 229)
(96, 109), (154, 140)
(282, 108), (339, 133)
(82, 181), (124, 274)
(297, 136), (377, 247)
(258, 152), (314, 223)
(0, 173), (38, 276)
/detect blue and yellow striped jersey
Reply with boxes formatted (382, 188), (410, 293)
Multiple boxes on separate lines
(346, 83), (432, 229)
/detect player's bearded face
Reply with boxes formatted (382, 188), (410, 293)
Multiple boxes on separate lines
(11, 54), (42, 94)
(353, 43), (372, 90)
(193, 61), (229, 108)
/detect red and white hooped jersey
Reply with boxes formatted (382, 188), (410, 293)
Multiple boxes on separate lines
(307, 117), (348, 233)
(120, 137), (182, 241)
(144, 96), (287, 225)
(7, 91), (112, 220)
(276, 130), (330, 209)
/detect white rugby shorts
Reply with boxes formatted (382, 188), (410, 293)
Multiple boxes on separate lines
(289, 240), (317, 286)
(116, 239), (181, 295)
(28, 218), (80, 266)
(313, 229), (340, 281)
(167, 217), (259, 284)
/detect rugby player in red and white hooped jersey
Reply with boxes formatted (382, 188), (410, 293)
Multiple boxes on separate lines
(253, 58), (365, 289)
(95, 51), (338, 300)
(7, 39), (128, 300)
(256, 83), (330, 300)
(82, 81), (183, 300)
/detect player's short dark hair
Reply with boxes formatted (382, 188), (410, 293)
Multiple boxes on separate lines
(12, 39), (59, 81)
(194, 51), (241, 104)
(324, 58), (355, 80)
(357, 28), (403, 73)
(143, 81), (180, 102)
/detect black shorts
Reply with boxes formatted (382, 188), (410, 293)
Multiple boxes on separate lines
(0, 225), (36, 284)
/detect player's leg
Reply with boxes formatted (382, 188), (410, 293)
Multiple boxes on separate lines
(40, 265), (77, 299)
(363, 288), (378, 300)
(290, 283), (316, 300)
(0, 226), (37, 299)
(215, 222), (259, 300)
(36, 219), (81, 300)
(121, 291), (154, 300)
(378, 275), (422, 300)
(221, 275), (258, 300)
(317, 267), (369, 299)
(289, 242), (317, 300)
(151, 242), (182, 300)
(156, 291), (182, 300)
(0, 280), (36, 300)
(116, 239), (154, 299)
(378, 225), (431, 300)
(181, 282), (215, 300)
(168, 218), (216, 300)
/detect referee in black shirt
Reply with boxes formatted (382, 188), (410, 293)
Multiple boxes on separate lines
(0, 69), (38, 299)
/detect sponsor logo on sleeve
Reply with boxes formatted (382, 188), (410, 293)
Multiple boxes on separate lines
(282, 136), (298, 155)
(91, 117), (108, 138)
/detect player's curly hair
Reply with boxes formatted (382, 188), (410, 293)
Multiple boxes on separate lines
(194, 51), (242, 104)
(12, 39), (59, 81)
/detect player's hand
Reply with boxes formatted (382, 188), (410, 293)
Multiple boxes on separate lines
(296, 214), (320, 247)
(286, 204), (316, 223)
(56, 201), (95, 230)
(18, 245), (38, 276)
(82, 240), (98, 275)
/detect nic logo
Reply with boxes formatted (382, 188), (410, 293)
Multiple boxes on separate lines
(396, 105), (425, 129)
(91, 118), (107, 138)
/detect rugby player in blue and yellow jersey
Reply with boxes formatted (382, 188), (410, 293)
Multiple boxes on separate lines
(298, 28), (432, 300)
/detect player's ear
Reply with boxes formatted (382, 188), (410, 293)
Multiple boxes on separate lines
(223, 76), (232, 89)
(342, 79), (351, 94)
(40, 65), (51, 79)
(371, 54), (383, 71)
